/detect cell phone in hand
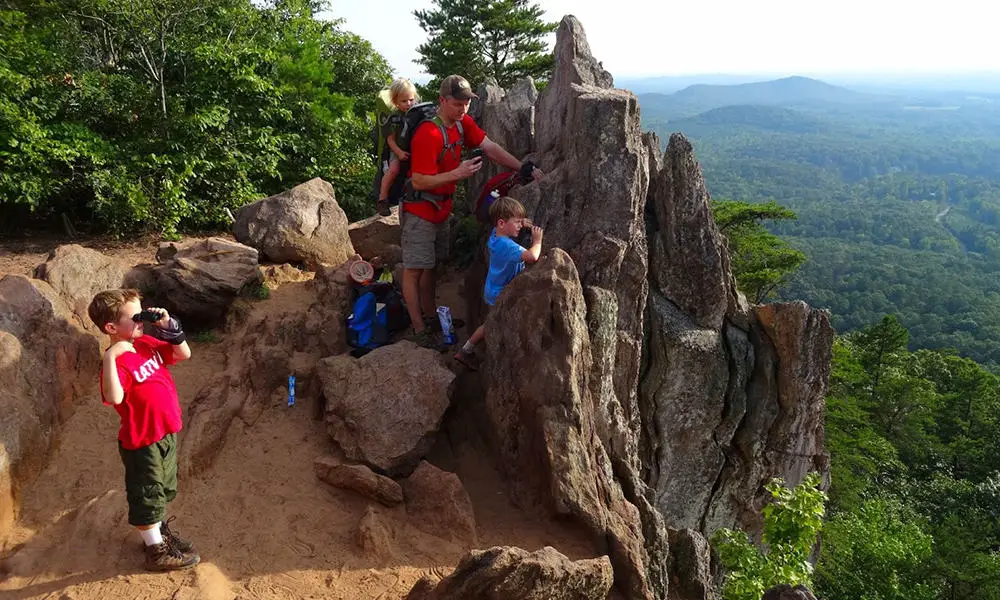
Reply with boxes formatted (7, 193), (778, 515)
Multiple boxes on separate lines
(468, 148), (484, 161)
(132, 309), (165, 323)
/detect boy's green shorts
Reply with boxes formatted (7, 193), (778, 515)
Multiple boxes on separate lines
(118, 433), (178, 526)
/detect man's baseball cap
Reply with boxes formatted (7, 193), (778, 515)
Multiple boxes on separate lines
(439, 75), (478, 100)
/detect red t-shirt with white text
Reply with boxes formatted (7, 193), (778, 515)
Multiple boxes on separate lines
(407, 113), (486, 223)
(100, 335), (181, 450)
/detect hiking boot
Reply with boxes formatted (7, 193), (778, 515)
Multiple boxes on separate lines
(454, 348), (480, 371)
(424, 316), (466, 332)
(161, 516), (194, 553)
(406, 328), (449, 352)
(376, 199), (391, 217)
(144, 541), (200, 572)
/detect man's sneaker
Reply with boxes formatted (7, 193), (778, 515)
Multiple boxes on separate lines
(406, 328), (449, 352)
(161, 516), (194, 553)
(376, 199), (391, 217)
(144, 541), (200, 572)
(454, 348), (480, 371)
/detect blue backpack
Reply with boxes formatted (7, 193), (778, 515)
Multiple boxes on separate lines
(346, 282), (410, 356)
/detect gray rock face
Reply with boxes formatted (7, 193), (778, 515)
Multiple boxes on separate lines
(468, 14), (834, 600)
(405, 546), (614, 600)
(0, 275), (99, 538)
(317, 342), (455, 477)
(233, 177), (355, 267)
(482, 249), (658, 600)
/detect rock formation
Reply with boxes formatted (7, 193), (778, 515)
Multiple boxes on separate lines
(0, 275), (99, 538)
(233, 177), (355, 267)
(405, 546), (614, 600)
(463, 14), (834, 600)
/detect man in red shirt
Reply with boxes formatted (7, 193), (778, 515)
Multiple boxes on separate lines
(404, 74), (543, 348)
(89, 289), (200, 572)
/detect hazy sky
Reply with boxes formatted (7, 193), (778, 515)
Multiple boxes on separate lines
(324, 0), (996, 80)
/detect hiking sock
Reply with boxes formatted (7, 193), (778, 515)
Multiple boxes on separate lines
(462, 340), (476, 353)
(139, 523), (164, 546)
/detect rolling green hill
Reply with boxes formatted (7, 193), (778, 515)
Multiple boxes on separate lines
(639, 78), (1000, 367)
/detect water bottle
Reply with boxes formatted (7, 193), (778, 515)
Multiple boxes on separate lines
(287, 375), (296, 407)
(436, 306), (455, 345)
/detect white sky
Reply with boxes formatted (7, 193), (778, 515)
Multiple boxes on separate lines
(322, 0), (997, 80)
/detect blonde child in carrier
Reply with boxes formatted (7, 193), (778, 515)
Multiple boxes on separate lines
(376, 78), (418, 217)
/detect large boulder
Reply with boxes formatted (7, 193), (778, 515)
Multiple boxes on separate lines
(317, 341), (455, 476)
(482, 249), (658, 600)
(33, 244), (133, 335)
(233, 178), (355, 267)
(405, 546), (614, 600)
(128, 237), (261, 330)
(348, 208), (401, 268)
(180, 263), (351, 476)
(0, 275), (99, 539)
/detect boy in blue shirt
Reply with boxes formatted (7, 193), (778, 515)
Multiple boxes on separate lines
(455, 196), (543, 370)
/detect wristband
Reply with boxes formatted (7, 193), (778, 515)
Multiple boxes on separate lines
(153, 316), (186, 345)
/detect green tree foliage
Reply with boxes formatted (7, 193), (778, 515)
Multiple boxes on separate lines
(711, 199), (806, 302)
(712, 473), (826, 600)
(0, 0), (390, 235)
(820, 316), (1000, 600)
(815, 498), (937, 600)
(413, 0), (556, 92)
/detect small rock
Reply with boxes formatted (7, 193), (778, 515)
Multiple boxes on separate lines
(403, 461), (476, 545)
(313, 457), (403, 507)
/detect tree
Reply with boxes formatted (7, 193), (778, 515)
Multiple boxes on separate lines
(712, 199), (806, 302)
(413, 0), (556, 92)
(712, 473), (826, 600)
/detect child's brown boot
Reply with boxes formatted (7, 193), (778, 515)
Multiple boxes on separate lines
(144, 542), (200, 572)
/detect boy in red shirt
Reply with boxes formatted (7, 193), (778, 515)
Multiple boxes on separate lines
(88, 289), (199, 571)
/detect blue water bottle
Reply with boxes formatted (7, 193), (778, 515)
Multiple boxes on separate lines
(436, 306), (455, 345)
(288, 375), (296, 407)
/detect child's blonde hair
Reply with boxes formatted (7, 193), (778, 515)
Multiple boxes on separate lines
(88, 288), (141, 332)
(489, 196), (526, 226)
(389, 78), (418, 105)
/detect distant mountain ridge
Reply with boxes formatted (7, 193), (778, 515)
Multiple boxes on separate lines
(638, 76), (873, 122)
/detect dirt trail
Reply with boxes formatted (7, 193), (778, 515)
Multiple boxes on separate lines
(0, 238), (599, 600)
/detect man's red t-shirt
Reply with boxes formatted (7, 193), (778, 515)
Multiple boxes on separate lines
(100, 335), (182, 450)
(407, 113), (486, 224)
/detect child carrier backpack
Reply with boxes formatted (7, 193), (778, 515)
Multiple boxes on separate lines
(370, 88), (395, 165)
(346, 281), (411, 357)
(473, 160), (538, 222)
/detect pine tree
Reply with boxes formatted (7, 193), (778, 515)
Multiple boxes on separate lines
(413, 0), (556, 92)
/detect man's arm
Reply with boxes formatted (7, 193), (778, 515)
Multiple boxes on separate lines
(480, 137), (522, 171)
(481, 137), (545, 179)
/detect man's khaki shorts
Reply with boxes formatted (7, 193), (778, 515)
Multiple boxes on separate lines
(401, 209), (449, 269)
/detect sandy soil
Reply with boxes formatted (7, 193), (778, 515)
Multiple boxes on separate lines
(0, 234), (603, 600)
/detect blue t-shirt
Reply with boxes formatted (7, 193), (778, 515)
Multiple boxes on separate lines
(484, 228), (525, 305)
